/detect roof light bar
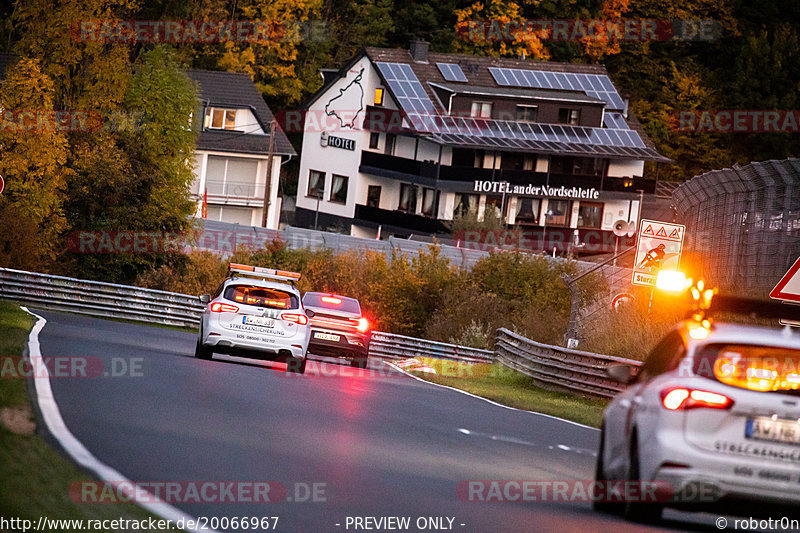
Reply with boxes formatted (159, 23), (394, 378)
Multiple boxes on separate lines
(228, 263), (302, 283)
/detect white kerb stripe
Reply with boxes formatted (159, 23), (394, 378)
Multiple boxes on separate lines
(21, 307), (219, 533)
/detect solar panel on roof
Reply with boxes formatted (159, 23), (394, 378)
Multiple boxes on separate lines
(404, 111), (647, 153)
(376, 62), (436, 114)
(436, 63), (468, 82)
(603, 112), (628, 130)
(488, 67), (626, 111)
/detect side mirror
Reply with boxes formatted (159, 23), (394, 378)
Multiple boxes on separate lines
(199, 294), (210, 304)
(305, 309), (316, 318)
(607, 363), (635, 385)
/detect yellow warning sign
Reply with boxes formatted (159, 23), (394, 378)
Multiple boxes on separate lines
(632, 219), (686, 287)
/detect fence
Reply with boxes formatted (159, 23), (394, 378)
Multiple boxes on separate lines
(195, 220), (491, 269)
(0, 267), (640, 399)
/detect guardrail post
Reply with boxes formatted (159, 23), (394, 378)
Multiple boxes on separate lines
(561, 273), (581, 348)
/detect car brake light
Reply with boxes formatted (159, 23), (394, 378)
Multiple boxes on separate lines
(210, 302), (239, 313)
(321, 296), (342, 305)
(660, 387), (734, 411)
(353, 317), (370, 332)
(281, 313), (309, 326)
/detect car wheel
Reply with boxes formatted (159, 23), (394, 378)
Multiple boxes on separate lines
(195, 334), (212, 360)
(623, 434), (663, 523)
(593, 423), (624, 514)
(351, 355), (368, 369)
(286, 356), (306, 374)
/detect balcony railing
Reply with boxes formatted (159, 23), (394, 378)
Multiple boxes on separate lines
(360, 151), (656, 194)
(205, 180), (262, 198)
(354, 204), (447, 234)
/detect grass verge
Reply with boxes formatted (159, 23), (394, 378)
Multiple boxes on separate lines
(0, 301), (177, 530)
(408, 358), (607, 428)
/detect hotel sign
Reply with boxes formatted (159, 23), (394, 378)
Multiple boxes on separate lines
(474, 180), (600, 200)
(320, 132), (355, 151)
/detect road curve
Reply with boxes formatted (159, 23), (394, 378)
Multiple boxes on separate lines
(32, 310), (723, 532)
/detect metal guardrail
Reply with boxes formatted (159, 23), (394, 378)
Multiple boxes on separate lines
(0, 268), (490, 363)
(368, 331), (493, 363)
(495, 328), (641, 399)
(0, 267), (639, 399)
(0, 268), (203, 328)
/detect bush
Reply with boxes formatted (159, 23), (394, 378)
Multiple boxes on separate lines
(135, 239), (604, 348)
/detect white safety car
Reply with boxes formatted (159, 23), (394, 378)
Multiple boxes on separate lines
(595, 294), (800, 522)
(195, 263), (313, 374)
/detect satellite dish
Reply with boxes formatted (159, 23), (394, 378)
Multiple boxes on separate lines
(626, 221), (636, 238)
(612, 219), (628, 237)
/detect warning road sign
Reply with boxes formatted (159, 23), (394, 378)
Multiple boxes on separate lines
(631, 219), (685, 287)
(770, 258), (800, 303)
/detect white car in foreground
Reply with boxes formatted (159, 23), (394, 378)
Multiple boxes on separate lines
(596, 298), (800, 523)
(195, 264), (312, 374)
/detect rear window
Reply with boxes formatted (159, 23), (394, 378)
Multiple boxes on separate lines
(224, 285), (298, 310)
(303, 293), (361, 314)
(693, 343), (800, 394)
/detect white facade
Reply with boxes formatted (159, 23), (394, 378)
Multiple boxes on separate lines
(191, 149), (283, 229)
(294, 54), (651, 245)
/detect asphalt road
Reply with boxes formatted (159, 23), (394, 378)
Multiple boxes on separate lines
(33, 310), (728, 533)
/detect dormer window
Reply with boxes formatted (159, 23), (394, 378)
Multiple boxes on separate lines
(558, 108), (581, 126)
(470, 101), (492, 119)
(204, 107), (238, 130)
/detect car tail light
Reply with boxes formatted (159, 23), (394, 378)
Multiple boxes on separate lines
(321, 296), (342, 305)
(210, 302), (239, 313)
(660, 387), (734, 411)
(281, 313), (309, 326)
(352, 317), (370, 333)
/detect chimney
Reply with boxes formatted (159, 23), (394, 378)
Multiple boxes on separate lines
(409, 40), (429, 63)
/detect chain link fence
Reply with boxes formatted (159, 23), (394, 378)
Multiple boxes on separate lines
(673, 159), (800, 295)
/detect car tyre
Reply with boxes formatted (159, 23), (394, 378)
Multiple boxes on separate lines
(351, 355), (368, 369)
(593, 423), (624, 514)
(195, 333), (213, 360)
(623, 434), (663, 523)
(287, 356), (307, 374)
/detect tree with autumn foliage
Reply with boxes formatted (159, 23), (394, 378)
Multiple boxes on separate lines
(454, 0), (550, 60)
(0, 58), (69, 270)
(7, 1), (198, 281)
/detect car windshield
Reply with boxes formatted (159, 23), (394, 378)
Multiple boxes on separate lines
(224, 285), (298, 310)
(303, 293), (361, 314)
(694, 343), (800, 394)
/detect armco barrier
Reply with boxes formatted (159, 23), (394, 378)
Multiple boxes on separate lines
(495, 327), (640, 398)
(0, 268), (489, 363)
(0, 268), (203, 328)
(369, 331), (493, 363)
(0, 267), (638, 398)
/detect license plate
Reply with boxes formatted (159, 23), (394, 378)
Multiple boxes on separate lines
(314, 332), (340, 342)
(746, 417), (800, 446)
(243, 316), (275, 328)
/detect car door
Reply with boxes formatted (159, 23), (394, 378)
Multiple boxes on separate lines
(604, 330), (686, 477)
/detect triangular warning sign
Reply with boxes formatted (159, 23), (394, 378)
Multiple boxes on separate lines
(771, 258), (800, 303)
(656, 226), (668, 237)
(642, 225), (654, 235)
(668, 228), (680, 239)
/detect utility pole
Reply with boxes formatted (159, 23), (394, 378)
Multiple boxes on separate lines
(261, 119), (276, 228)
